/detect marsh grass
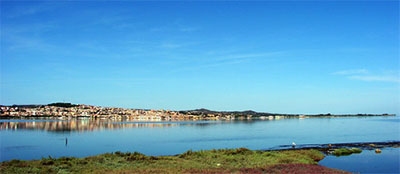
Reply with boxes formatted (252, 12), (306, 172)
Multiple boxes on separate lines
(0, 148), (325, 174)
(332, 148), (362, 156)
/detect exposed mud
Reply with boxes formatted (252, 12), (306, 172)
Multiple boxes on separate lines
(266, 141), (400, 154)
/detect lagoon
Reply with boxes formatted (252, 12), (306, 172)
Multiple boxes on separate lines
(1, 116), (399, 168)
(320, 148), (400, 173)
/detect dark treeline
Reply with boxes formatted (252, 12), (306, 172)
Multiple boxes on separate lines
(47, 102), (78, 108)
(1, 102), (78, 109)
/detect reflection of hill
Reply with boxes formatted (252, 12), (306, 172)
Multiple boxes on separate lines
(0, 119), (182, 132)
(0, 119), (292, 132)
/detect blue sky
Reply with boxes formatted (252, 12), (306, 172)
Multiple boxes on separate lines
(1, 1), (399, 114)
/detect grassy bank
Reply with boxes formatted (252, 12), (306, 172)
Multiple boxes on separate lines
(332, 148), (362, 156)
(0, 148), (348, 173)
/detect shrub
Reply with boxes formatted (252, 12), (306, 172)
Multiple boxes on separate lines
(224, 148), (253, 155)
(77, 160), (88, 165)
(59, 157), (75, 161)
(2, 159), (29, 168)
(126, 152), (147, 161)
(115, 151), (126, 157)
(40, 159), (54, 165)
(179, 150), (195, 158)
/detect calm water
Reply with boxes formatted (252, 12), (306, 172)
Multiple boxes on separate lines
(1, 116), (399, 170)
(320, 148), (400, 173)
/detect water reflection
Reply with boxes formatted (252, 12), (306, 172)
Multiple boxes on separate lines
(0, 119), (248, 132)
(0, 119), (177, 132)
(320, 148), (400, 173)
(1, 116), (398, 163)
(1, 116), (395, 133)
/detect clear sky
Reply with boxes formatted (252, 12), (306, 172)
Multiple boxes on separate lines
(1, 1), (399, 114)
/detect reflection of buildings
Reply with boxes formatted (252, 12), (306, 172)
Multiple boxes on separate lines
(0, 115), (308, 132)
(0, 119), (182, 132)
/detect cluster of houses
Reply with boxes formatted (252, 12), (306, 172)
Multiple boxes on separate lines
(2, 104), (390, 121)
(0, 104), (239, 121)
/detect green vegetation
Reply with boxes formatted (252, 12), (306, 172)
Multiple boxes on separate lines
(47, 102), (78, 108)
(332, 148), (362, 156)
(0, 148), (329, 174)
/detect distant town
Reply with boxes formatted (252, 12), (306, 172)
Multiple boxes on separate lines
(0, 102), (395, 121)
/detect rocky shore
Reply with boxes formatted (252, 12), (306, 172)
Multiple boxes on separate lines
(268, 141), (400, 153)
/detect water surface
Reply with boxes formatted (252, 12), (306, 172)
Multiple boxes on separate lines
(1, 116), (399, 162)
(320, 148), (400, 173)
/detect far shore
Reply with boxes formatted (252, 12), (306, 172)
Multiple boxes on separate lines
(0, 103), (396, 121)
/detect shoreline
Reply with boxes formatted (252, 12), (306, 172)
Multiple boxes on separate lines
(0, 114), (396, 122)
(1, 103), (396, 121)
(1, 141), (398, 173)
(1, 147), (348, 174)
(266, 141), (400, 152)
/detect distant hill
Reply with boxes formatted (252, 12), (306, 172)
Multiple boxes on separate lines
(0, 104), (41, 108)
(179, 108), (281, 117)
(47, 102), (78, 108)
(1, 103), (394, 117)
(1, 102), (78, 108)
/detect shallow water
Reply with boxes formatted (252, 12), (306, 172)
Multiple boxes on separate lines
(320, 148), (400, 173)
(1, 116), (399, 163)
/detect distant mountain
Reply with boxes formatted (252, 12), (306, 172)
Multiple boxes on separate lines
(179, 108), (277, 117)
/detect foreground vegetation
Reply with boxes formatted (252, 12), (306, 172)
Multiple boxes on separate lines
(0, 148), (347, 174)
(332, 148), (362, 156)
